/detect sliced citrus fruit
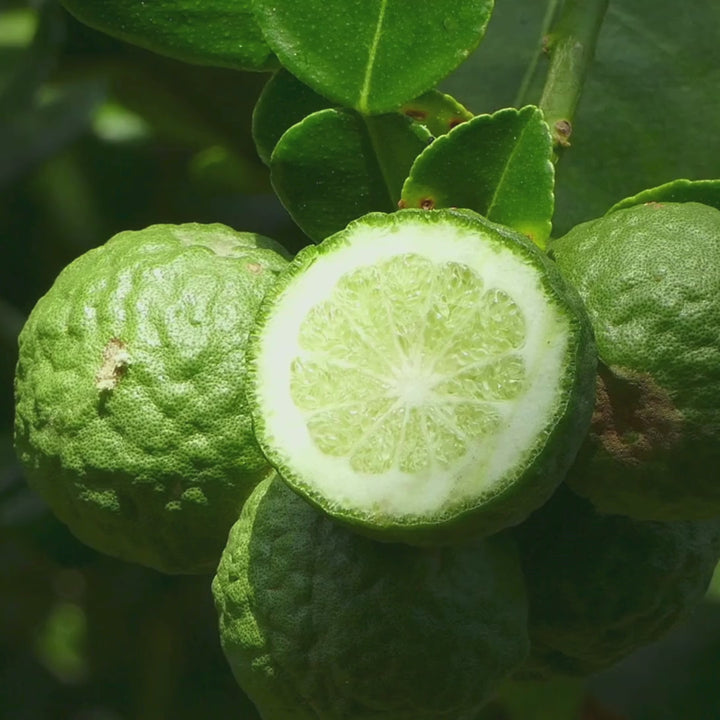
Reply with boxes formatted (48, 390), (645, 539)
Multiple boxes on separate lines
(248, 209), (596, 544)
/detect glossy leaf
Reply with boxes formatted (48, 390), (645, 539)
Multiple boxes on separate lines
(607, 179), (720, 214)
(446, 0), (720, 235)
(252, 69), (333, 166)
(253, 70), (473, 167)
(400, 90), (473, 138)
(270, 109), (430, 241)
(400, 106), (554, 247)
(60, 0), (276, 71)
(252, 0), (494, 114)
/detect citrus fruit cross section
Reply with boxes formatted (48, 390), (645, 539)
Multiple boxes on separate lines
(249, 209), (596, 544)
(290, 255), (527, 475)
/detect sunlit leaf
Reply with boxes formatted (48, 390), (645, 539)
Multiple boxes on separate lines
(271, 108), (430, 241)
(252, 69), (333, 166)
(401, 106), (554, 247)
(252, 0), (495, 114)
(60, 0), (276, 71)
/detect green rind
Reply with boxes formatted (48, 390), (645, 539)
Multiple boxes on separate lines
(248, 208), (597, 545)
(213, 475), (529, 720)
(549, 202), (720, 520)
(14, 223), (289, 574)
(60, 0), (277, 72)
(513, 486), (720, 678)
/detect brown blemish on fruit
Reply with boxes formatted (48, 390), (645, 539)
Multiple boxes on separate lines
(397, 199), (407, 209)
(448, 117), (465, 129)
(96, 338), (130, 391)
(591, 364), (684, 465)
(420, 197), (435, 210)
(247, 262), (263, 274)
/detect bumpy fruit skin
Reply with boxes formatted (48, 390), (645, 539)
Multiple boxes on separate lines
(213, 476), (530, 720)
(514, 486), (720, 678)
(14, 223), (289, 574)
(549, 202), (720, 520)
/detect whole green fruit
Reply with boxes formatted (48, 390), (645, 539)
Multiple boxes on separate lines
(14, 223), (289, 574)
(550, 201), (720, 520)
(514, 486), (720, 678)
(213, 475), (530, 720)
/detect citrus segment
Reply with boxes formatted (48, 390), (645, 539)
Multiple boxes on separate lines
(249, 209), (597, 543)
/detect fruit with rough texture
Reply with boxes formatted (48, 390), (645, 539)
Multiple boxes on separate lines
(550, 201), (720, 520)
(248, 208), (596, 545)
(212, 474), (530, 720)
(14, 223), (289, 574)
(514, 485), (720, 678)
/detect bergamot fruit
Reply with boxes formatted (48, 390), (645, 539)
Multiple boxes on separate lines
(549, 201), (720, 520)
(514, 485), (720, 678)
(212, 474), (530, 720)
(14, 223), (289, 574)
(248, 208), (596, 545)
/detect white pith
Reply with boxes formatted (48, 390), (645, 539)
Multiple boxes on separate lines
(254, 217), (570, 519)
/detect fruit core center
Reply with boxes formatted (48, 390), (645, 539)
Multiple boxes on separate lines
(290, 254), (529, 474)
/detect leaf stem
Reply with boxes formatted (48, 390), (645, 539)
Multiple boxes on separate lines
(513, 0), (562, 108)
(538, 0), (609, 151)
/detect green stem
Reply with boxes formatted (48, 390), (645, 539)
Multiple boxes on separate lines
(514, 0), (562, 108)
(538, 0), (609, 151)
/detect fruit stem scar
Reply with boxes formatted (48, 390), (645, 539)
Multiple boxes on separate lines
(96, 338), (130, 391)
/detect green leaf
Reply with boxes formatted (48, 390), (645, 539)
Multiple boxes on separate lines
(551, 0), (720, 233)
(253, 69), (333, 166)
(607, 179), (720, 214)
(271, 109), (430, 241)
(400, 106), (554, 247)
(400, 90), (473, 138)
(60, 0), (276, 71)
(441, 0), (720, 236)
(252, 70), (473, 168)
(252, 0), (495, 114)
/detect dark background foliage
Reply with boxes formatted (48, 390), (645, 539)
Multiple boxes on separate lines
(2, 1), (719, 718)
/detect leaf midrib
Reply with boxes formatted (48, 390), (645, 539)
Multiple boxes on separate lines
(358, 0), (389, 114)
